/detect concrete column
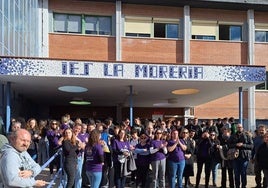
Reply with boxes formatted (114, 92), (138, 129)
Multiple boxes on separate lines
(247, 9), (256, 131)
(239, 87), (243, 126)
(183, 5), (190, 64)
(116, 1), (122, 61)
(184, 107), (193, 125)
(38, 0), (49, 57)
(129, 85), (133, 127)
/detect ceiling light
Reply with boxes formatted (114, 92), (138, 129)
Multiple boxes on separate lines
(69, 98), (91, 105)
(58, 86), (88, 93)
(172, 89), (199, 95)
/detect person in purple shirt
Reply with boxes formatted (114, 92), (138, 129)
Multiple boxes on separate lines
(112, 129), (133, 188)
(167, 129), (187, 188)
(134, 132), (150, 188)
(46, 120), (61, 178)
(150, 129), (167, 188)
(85, 129), (104, 188)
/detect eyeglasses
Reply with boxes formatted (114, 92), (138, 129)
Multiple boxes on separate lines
(52, 123), (57, 125)
(156, 132), (162, 134)
(210, 134), (216, 136)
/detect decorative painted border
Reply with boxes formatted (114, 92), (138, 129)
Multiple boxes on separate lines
(0, 58), (265, 82)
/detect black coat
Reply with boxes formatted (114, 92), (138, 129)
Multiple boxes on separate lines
(256, 142), (268, 169)
(228, 132), (253, 160)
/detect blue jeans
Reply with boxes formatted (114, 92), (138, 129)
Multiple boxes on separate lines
(86, 171), (102, 188)
(211, 161), (220, 185)
(168, 160), (185, 188)
(233, 158), (249, 188)
(74, 155), (83, 188)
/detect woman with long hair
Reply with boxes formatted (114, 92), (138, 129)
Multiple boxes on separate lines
(85, 129), (104, 188)
(46, 120), (61, 178)
(61, 128), (82, 188)
(134, 132), (150, 188)
(182, 129), (195, 188)
(112, 129), (132, 188)
(26, 118), (40, 161)
(150, 129), (167, 188)
(167, 129), (187, 188)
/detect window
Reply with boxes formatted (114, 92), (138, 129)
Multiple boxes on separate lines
(191, 21), (217, 40)
(154, 23), (178, 39)
(219, 25), (241, 41)
(124, 17), (179, 39)
(255, 31), (268, 42)
(192, 35), (215, 40)
(256, 72), (268, 90)
(53, 13), (111, 35)
(54, 13), (81, 33)
(125, 33), (150, 37)
(125, 18), (151, 38)
(85, 16), (111, 35)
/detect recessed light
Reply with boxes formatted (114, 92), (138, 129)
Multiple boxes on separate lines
(172, 89), (199, 95)
(69, 100), (91, 105)
(58, 86), (88, 93)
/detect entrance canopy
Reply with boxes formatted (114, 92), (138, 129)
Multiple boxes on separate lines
(0, 57), (266, 108)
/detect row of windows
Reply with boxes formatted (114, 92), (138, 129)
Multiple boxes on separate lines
(53, 13), (268, 42)
(54, 13), (111, 35)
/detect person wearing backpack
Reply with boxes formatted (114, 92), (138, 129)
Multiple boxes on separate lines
(228, 124), (253, 188)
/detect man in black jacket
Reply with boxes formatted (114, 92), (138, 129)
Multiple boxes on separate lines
(228, 124), (253, 188)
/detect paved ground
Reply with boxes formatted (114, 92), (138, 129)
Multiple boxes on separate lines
(38, 162), (259, 188)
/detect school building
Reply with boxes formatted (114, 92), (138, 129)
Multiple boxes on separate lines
(0, 0), (268, 131)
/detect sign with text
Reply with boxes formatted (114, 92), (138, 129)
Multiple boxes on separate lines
(0, 58), (265, 82)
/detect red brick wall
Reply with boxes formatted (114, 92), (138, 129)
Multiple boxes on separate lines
(194, 92), (250, 119)
(255, 92), (268, 119)
(49, 34), (116, 61)
(122, 38), (183, 64)
(255, 44), (268, 68)
(190, 40), (248, 65)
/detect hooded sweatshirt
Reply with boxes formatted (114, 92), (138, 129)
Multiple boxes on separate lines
(0, 143), (41, 188)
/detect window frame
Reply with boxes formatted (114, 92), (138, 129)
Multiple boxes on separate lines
(219, 24), (242, 41)
(53, 13), (112, 36)
(124, 16), (180, 39)
(53, 13), (82, 34)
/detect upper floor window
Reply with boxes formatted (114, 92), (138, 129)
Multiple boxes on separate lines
(256, 72), (268, 90)
(191, 21), (217, 40)
(54, 13), (82, 33)
(255, 31), (268, 42)
(124, 17), (179, 39)
(192, 35), (216, 40)
(85, 16), (111, 35)
(53, 13), (111, 36)
(191, 21), (242, 41)
(154, 23), (178, 39)
(219, 25), (242, 41)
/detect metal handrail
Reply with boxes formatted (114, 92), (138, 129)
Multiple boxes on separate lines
(41, 148), (63, 188)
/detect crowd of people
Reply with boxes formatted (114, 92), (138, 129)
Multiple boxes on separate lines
(0, 115), (268, 188)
